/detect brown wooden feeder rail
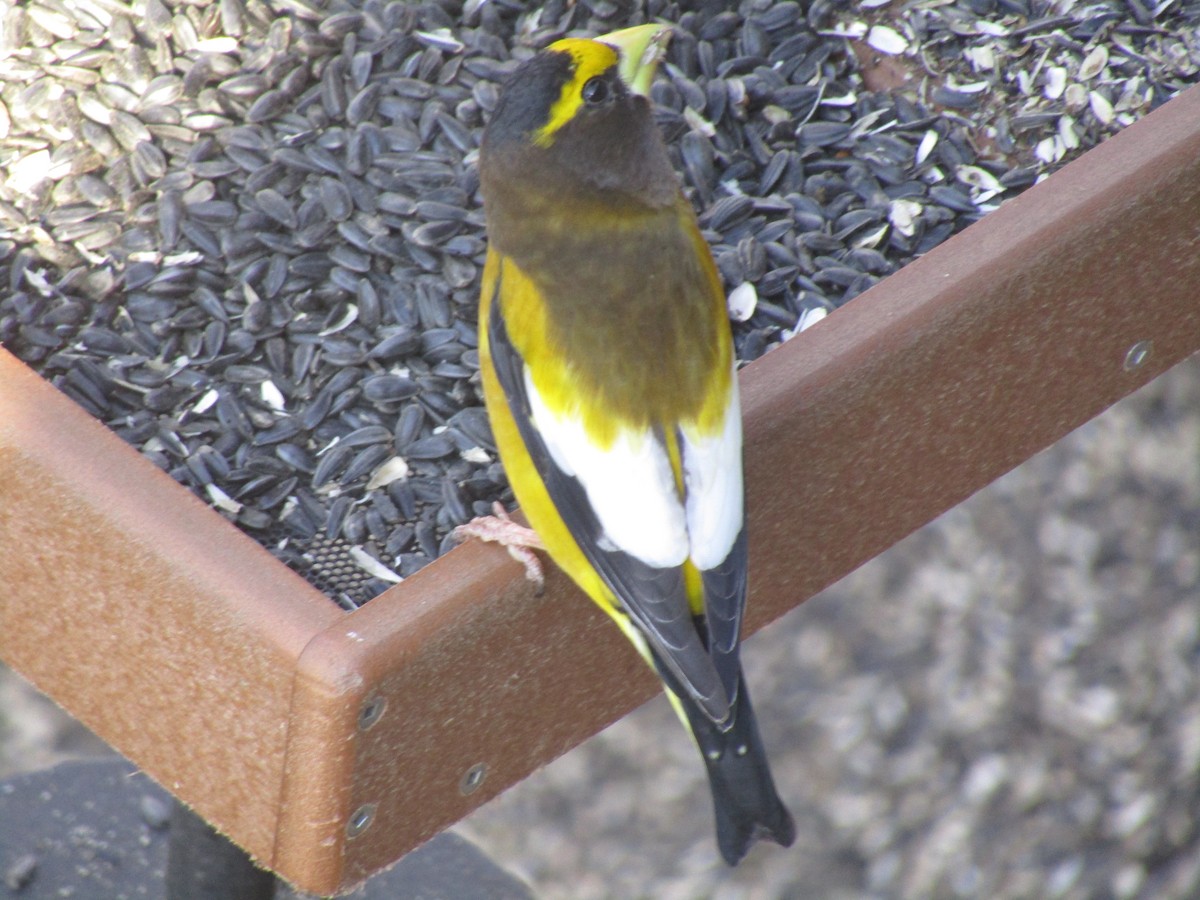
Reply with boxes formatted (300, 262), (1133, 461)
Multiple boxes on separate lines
(2, 84), (1199, 896)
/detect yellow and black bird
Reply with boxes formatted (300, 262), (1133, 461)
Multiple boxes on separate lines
(470, 23), (795, 865)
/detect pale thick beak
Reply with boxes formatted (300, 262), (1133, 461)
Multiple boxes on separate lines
(597, 23), (672, 97)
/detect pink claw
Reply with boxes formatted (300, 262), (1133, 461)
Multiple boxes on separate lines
(453, 503), (545, 590)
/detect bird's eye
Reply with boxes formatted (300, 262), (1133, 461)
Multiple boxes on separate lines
(581, 76), (609, 104)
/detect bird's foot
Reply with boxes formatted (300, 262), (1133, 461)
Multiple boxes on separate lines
(453, 502), (545, 590)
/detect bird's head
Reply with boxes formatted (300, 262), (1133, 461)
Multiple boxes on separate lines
(480, 24), (676, 206)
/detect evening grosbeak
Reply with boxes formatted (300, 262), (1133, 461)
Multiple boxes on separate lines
(463, 23), (794, 865)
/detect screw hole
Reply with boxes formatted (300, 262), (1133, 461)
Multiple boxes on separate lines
(358, 696), (386, 731)
(346, 804), (376, 838)
(459, 763), (488, 795)
(1123, 340), (1153, 372)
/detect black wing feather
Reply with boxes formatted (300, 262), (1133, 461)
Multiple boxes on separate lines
(700, 524), (747, 705)
(489, 290), (731, 724)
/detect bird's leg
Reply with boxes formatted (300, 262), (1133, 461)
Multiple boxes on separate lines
(453, 502), (545, 589)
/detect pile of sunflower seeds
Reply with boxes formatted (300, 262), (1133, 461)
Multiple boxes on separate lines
(1, 0), (1198, 607)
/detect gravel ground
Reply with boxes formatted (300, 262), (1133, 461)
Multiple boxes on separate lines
(5, 355), (1199, 897)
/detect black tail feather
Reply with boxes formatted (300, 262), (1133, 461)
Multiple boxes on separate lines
(697, 683), (795, 865)
(667, 668), (794, 865)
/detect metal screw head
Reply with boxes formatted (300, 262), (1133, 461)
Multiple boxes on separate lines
(358, 696), (386, 731)
(459, 763), (488, 795)
(346, 804), (377, 839)
(1123, 340), (1153, 372)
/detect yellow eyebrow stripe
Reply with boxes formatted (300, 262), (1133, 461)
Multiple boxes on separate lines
(533, 38), (619, 147)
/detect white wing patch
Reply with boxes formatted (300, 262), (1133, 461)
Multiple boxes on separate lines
(525, 369), (689, 569)
(682, 376), (743, 571)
